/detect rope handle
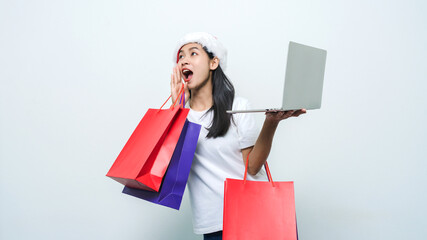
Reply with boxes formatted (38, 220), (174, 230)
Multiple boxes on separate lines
(159, 83), (185, 110)
(244, 152), (275, 187)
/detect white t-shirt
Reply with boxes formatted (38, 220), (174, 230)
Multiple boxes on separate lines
(186, 97), (267, 234)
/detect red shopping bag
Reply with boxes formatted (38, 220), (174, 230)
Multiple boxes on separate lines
(223, 155), (298, 240)
(107, 86), (188, 191)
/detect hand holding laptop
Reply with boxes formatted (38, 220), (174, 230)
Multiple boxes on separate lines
(265, 109), (307, 122)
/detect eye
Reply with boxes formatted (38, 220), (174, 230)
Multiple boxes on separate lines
(178, 55), (184, 59)
(191, 52), (197, 56)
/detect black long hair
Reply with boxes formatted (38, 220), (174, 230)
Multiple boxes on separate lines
(203, 47), (235, 138)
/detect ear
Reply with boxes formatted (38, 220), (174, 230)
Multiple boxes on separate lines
(209, 57), (219, 70)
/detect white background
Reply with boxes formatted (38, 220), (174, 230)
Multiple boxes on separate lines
(1, 0), (426, 239)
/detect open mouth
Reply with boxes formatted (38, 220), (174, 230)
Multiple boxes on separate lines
(182, 69), (193, 82)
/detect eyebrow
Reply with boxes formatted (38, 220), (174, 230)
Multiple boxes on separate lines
(179, 46), (200, 53)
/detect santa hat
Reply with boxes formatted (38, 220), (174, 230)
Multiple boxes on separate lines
(173, 32), (228, 71)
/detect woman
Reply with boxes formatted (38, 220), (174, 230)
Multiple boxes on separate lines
(170, 32), (305, 240)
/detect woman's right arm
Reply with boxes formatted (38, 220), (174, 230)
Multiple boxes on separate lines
(243, 110), (306, 175)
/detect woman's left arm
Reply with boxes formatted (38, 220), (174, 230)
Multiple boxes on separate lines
(242, 109), (306, 175)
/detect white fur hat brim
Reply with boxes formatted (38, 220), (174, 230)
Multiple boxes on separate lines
(173, 32), (227, 71)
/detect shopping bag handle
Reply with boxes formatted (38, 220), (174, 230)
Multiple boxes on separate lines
(243, 153), (275, 187)
(159, 83), (185, 110)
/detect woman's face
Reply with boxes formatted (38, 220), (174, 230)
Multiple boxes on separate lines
(177, 43), (218, 90)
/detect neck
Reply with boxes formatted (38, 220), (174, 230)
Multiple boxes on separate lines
(190, 75), (213, 111)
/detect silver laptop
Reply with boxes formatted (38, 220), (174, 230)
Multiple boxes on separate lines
(227, 41), (327, 114)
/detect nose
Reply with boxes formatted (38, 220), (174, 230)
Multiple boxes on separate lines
(180, 55), (189, 67)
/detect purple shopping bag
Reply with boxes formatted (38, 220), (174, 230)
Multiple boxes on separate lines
(122, 120), (201, 210)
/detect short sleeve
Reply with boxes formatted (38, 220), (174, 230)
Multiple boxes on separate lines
(232, 97), (260, 149)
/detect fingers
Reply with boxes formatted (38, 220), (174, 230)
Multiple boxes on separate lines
(171, 65), (183, 103)
(266, 111), (288, 121)
(170, 72), (175, 89)
(173, 66), (178, 84)
(171, 66), (182, 86)
(270, 110), (294, 118)
(175, 65), (182, 84)
(292, 109), (307, 117)
(170, 68), (176, 89)
(266, 109), (306, 120)
(282, 109), (307, 118)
